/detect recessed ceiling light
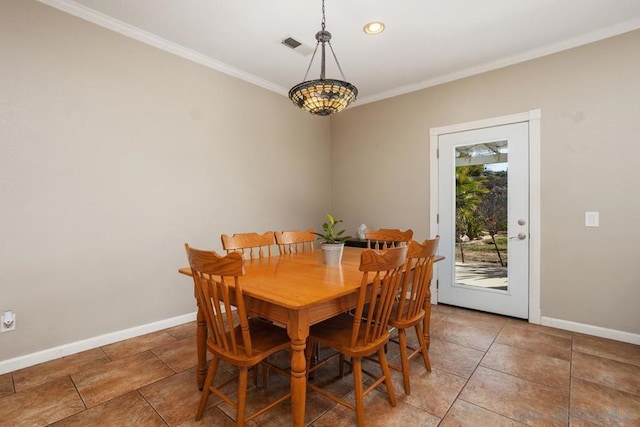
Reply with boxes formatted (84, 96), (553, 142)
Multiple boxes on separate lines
(363, 21), (385, 35)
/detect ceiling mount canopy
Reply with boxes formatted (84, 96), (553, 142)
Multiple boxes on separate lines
(288, 0), (358, 116)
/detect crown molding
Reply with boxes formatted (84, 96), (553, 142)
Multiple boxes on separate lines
(37, 1), (640, 108)
(356, 17), (640, 106)
(36, 0), (288, 97)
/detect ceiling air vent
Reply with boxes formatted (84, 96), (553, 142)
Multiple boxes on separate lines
(282, 37), (302, 49)
(279, 36), (314, 56)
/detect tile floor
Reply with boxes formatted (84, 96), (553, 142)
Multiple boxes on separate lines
(1, 304), (639, 426)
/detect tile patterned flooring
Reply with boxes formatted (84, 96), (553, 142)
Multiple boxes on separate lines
(1, 304), (639, 426)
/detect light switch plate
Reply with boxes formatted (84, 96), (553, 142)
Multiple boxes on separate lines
(585, 211), (599, 227)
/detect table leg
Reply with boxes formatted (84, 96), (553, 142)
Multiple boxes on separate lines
(196, 307), (207, 390)
(423, 295), (432, 350)
(287, 312), (309, 427)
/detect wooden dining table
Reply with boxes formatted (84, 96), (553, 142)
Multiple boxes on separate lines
(178, 246), (443, 427)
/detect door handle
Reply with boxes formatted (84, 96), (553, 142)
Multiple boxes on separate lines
(510, 233), (527, 240)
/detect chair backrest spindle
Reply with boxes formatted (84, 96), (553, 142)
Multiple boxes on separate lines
(185, 244), (253, 357)
(365, 228), (413, 250)
(350, 246), (408, 347)
(275, 229), (315, 255)
(395, 237), (440, 324)
(221, 231), (275, 260)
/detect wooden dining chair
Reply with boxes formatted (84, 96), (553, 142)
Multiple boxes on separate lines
(221, 231), (275, 259)
(184, 244), (291, 426)
(305, 246), (408, 427)
(387, 237), (439, 395)
(275, 229), (315, 255)
(364, 228), (413, 250)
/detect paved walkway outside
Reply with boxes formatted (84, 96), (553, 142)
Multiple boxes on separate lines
(455, 262), (508, 290)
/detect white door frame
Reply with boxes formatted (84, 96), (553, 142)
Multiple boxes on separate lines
(429, 110), (541, 324)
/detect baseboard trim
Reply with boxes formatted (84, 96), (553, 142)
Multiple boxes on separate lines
(4, 311), (636, 374)
(541, 316), (640, 345)
(529, 306), (542, 325)
(0, 312), (197, 375)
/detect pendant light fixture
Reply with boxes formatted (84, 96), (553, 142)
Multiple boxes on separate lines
(288, 0), (358, 116)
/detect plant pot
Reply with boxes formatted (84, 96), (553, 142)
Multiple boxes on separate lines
(321, 243), (344, 265)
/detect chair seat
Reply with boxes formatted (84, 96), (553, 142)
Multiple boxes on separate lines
(208, 319), (290, 366)
(310, 313), (390, 356)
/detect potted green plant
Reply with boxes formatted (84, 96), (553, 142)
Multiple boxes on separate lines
(314, 214), (352, 265)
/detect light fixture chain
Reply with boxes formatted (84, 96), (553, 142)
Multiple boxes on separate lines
(327, 42), (347, 81)
(321, 0), (326, 31)
(302, 42), (321, 82)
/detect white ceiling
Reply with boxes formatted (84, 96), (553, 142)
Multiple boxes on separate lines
(41, 0), (640, 106)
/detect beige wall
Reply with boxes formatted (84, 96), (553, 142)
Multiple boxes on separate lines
(0, 0), (330, 361)
(331, 30), (640, 335)
(2, 0), (639, 365)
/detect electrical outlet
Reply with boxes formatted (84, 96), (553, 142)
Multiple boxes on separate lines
(1, 311), (16, 332)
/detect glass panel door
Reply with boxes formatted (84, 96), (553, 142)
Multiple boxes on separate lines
(438, 122), (529, 319)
